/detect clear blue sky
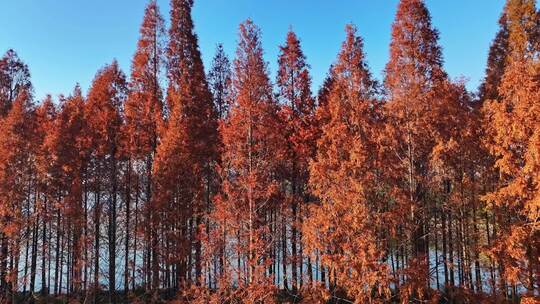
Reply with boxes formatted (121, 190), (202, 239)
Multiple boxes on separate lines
(0, 0), (513, 101)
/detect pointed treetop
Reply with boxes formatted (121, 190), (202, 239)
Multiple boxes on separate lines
(233, 19), (273, 107)
(208, 43), (232, 119)
(131, 0), (166, 92)
(333, 24), (377, 99)
(0, 49), (32, 116)
(72, 83), (83, 98)
(168, 0), (206, 92)
(36, 95), (56, 121)
(276, 29), (313, 114)
(235, 19), (266, 71)
(85, 61), (127, 156)
(87, 60), (127, 109)
(385, 0), (446, 99)
(124, 0), (166, 157)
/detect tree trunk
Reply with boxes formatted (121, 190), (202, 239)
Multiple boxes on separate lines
(94, 189), (101, 303)
(281, 208), (287, 289)
(29, 218), (38, 293)
(132, 179), (139, 291)
(54, 208), (61, 295)
(124, 158), (131, 297)
(109, 156), (118, 304)
(41, 202), (48, 295)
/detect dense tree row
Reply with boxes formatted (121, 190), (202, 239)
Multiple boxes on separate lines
(0, 0), (538, 303)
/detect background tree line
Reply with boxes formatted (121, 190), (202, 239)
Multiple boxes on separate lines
(0, 0), (538, 303)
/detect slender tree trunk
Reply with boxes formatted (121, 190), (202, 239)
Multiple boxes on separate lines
(54, 208), (61, 295)
(84, 181), (89, 294)
(59, 221), (66, 295)
(0, 235), (6, 298)
(442, 202), (448, 288)
(220, 218), (226, 282)
(320, 255), (326, 288)
(47, 221), (52, 296)
(448, 210), (455, 288)
(281, 208), (287, 289)
(124, 158), (131, 297)
(434, 212), (440, 290)
(94, 189), (101, 303)
(151, 173), (159, 293)
(41, 201), (48, 295)
(132, 179), (139, 291)
(29, 217), (38, 293)
(11, 239), (21, 303)
(195, 215), (202, 286)
(73, 180), (83, 297)
(22, 223), (30, 294)
(291, 193), (298, 291)
(66, 226), (72, 296)
(109, 156), (118, 304)
(471, 189), (482, 292)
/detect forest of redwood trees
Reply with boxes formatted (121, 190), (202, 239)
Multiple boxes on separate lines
(0, 0), (539, 303)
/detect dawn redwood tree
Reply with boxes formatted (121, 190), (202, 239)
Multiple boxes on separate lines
(482, 0), (540, 296)
(306, 24), (391, 302)
(152, 0), (218, 290)
(383, 0), (448, 298)
(276, 30), (316, 290)
(85, 61), (127, 303)
(476, 6), (511, 296)
(35, 95), (76, 298)
(0, 50), (32, 117)
(428, 80), (485, 294)
(208, 43), (232, 120)
(123, 0), (165, 293)
(40, 87), (88, 298)
(215, 19), (282, 297)
(125, 0), (165, 167)
(203, 43), (232, 289)
(33, 95), (56, 296)
(3, 1), (540, 302)
(62, 89), (87, 297)
(0, 90), (35, 301)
